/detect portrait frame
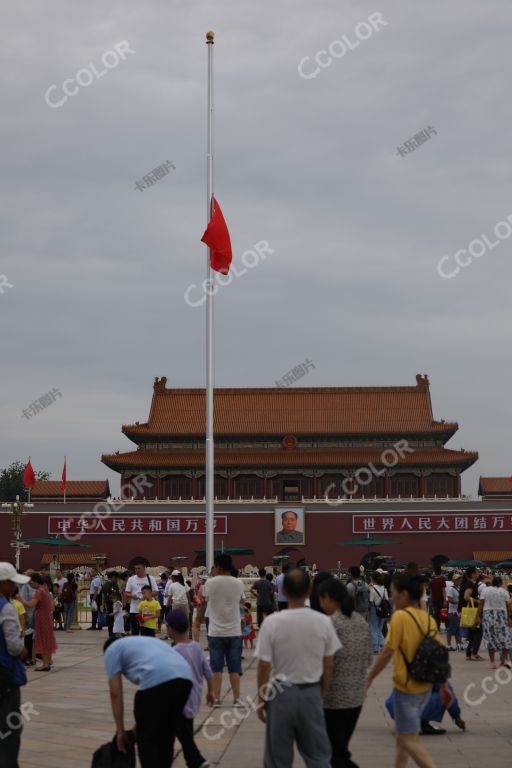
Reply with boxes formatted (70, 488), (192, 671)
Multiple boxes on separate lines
(274, 505), (305, 546)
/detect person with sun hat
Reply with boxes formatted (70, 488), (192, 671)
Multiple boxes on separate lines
(0, 562), (30, 767)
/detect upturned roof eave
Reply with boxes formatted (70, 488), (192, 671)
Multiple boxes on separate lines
(121, 424), (459, 441)
(101, 449), (478, 473)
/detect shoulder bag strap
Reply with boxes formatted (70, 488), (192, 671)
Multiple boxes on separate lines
(371, 585), (383, 600)
(396, 610), (413, 680)
(403, 608), (433, 638)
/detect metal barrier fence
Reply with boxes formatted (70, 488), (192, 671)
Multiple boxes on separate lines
(76, 580), (93, 626)
(72, 578), (260, 629)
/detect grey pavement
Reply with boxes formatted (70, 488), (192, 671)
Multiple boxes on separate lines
(17, 629), (512, 767)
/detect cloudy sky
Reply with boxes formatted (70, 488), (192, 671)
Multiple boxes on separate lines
(2, 0), (511, 496)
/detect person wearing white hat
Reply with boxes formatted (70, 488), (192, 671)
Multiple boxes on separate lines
(0, 562), (30, 767)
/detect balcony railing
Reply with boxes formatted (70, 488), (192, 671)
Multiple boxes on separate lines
(113, 494), (470, 504)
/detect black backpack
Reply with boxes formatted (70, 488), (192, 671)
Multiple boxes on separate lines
(399, 609), (450, 684)
(372, 586), (392, 619)
(353, 579), (370, 614)
(91, 732), (136, 768)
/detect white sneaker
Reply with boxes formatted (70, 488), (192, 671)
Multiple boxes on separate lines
(213, 699), (221, 708)
(233, 698), (246, 708)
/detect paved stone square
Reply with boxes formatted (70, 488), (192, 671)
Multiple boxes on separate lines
(17, 630), (512, 767)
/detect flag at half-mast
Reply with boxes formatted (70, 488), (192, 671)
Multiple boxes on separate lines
(23, 459), (35, 489)
(201, 197), (232, 274)
(60, 458), (67, 492)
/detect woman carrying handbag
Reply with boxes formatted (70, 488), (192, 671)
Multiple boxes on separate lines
(459, 567), (483, 661)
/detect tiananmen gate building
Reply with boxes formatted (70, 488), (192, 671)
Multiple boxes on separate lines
(3, 373), (512, 570)
(101, 373), (477, 502)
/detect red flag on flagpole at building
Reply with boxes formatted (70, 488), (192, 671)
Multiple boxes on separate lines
(60, 458), (67, 492)
(23, 459), (35, 489)
(201, 198), (232, 275)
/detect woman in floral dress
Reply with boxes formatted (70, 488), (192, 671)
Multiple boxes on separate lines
(22, 572), (57, 671)
(476, 576), (511, 669)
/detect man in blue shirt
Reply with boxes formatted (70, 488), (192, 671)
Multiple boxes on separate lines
(103, 636), (194, 767)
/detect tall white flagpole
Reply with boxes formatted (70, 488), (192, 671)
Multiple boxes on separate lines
(205, 31), (215, 574)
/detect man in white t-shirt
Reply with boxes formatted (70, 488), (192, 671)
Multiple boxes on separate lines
(255, 568), (341, 767)
(124, 563), (158, 636)
(204, 554), (244, 706)
(54, 569), (67, 593)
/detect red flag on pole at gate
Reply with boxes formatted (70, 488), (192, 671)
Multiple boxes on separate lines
(201, 198), (232, 275)
(23, 459), (35, 489)
(60, 458), (67, 492)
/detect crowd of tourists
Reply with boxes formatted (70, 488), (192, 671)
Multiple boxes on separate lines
(1, 556), (512, 767)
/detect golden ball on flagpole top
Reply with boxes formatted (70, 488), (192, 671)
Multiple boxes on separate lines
(206, 31), (215, 42)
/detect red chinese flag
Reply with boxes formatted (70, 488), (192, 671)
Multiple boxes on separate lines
(61, 459), (67, 492)
(201, 198), (232, 275)
(23, 459), (35, 489)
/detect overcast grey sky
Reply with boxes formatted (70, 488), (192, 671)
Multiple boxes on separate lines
(1, 0), (511, 495)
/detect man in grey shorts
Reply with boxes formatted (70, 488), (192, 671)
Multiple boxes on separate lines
(255, 569), (341, 767)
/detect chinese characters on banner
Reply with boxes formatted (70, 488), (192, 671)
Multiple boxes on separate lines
(48, 515), (227, 535)
(353, 514), (512, 533)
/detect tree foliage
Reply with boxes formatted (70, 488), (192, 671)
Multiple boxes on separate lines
(0, 460), (51, 502)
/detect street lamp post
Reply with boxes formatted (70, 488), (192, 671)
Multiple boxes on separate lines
(1, 495), (33, 571)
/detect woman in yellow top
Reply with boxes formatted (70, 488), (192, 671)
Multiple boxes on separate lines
(367, 573), (452, 768)
(11, 587), (27, 634)
(137, 585), (161, 637)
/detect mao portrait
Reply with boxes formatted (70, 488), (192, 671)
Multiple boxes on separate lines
(275, 507), (305, 545)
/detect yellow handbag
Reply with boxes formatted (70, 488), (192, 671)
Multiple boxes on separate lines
(460, 598), (478, 629)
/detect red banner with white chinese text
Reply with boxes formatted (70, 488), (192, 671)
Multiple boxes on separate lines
(48, 515), (227, 535)
(352, 513), (512, 534)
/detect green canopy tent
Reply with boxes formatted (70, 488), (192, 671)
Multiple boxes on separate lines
(377, 558), (405, 570)
(445, 559), (486, 568)
(338, 536), (401, 570)
(272, 547), (302, 567)
(339, 537), (401, 547)
(274, 547), (302, 555)
(20, 538), (89, 546)
(20, 537), (90, 570)
(193, 547), (255, 569)
(194, 548), (255, 556)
